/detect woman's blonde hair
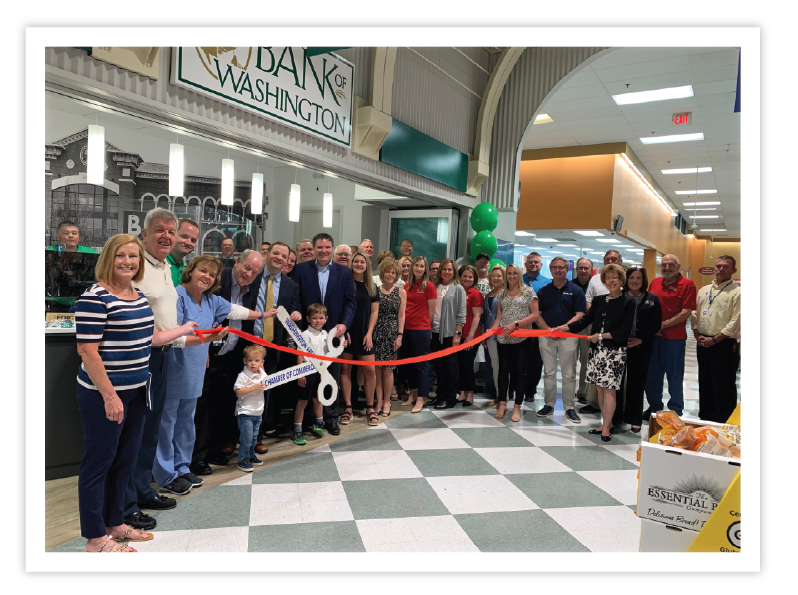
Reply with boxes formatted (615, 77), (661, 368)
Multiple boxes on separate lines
(409, 256), (429, 291)
(376, 250), (394, 265)
(350, 250), (376, 297)
(501, 263), (524, 298)
(379, 258), (401, 284)
(95, 234), (146, 285)
(488, 264), (506, 290)
(438, 259), (460, 285)
(600, 263), (626, 285)
(181, 255), (223, 294)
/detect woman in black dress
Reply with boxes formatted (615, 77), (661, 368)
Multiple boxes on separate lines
(340, 251), (380, 426)
(556, 264), (634, 442)
(373, 258), (407, 417)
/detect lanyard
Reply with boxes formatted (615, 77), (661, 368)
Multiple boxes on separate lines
(708, 280), (733, 307)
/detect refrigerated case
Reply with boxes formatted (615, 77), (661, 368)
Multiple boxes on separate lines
(388, 209), (460, 262)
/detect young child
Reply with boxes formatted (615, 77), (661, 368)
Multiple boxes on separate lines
(293, 303), (329, 446)
(233, 344), (269, 472)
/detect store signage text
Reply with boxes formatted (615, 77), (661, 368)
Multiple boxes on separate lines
(171, 47), (354, 148)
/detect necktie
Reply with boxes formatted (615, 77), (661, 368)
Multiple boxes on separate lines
(262, 274), (274, 342)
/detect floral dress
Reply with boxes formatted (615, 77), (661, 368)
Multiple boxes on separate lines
(373, 285), (401, 370)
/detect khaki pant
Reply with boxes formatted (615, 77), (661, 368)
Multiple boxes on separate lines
(539, 337), (579, 411)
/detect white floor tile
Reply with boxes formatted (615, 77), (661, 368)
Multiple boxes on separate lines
(299, 500), (354, 523)
(332, 450), (422, 480)
(405, 515), (471, 542)
(417, 539), (480, 552)
(474, 446), (572, 475)
(250, 483), (299, 503)
(364, 542), (422, 552)
(249, 501), (303, 526)
(132, 529), (193, 552)
(578, 470), (640, 505)
(356, 518), (419, 547)
(545, 506), (641, 552)
(601, 444), (641, 466)
(357, 515), (479, 552)
(432, 410), (507, 428)
(334, 462), (384, 481)
(310, 444), (331, 453)
(370, 450), (423, 479)
(185, 526), (249, 552)
(298, 481), (348, 502)
(426, 475), (538, 515)
(221, 474), (253, 486)
(389, 428), (471, 450)
(512, 426), (595, 447)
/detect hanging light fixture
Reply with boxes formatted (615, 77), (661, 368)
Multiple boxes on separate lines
(251, 156), (263, 215)
(323, 176), (333, 228)
(87, 119), (105, 185)
(288, 166), (301, 222)
(221, 148), (234, 206)
(169, 135), (184, 197)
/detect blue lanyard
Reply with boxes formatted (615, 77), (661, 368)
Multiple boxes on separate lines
(708, 280), (733, 306)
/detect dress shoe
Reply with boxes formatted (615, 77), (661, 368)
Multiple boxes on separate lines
(425, 398), (440, 408)
(255, 441), (269, 454)
(576, 395), (588, 404)
(579, 404), (600, 414)
(137, 494), (176, 510)
(124, 511), (157, 530)
(207, 454), (229, 466)
(220, 443), (235, 456)
(189, 462), (213, 476)
(524, 395), (535, 403)
(434, 399), (456, 410)
(325, 422), (341, 436)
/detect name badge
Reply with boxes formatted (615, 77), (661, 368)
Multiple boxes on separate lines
(702, 309), (712, 316)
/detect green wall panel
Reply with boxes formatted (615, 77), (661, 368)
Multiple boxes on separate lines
(380, 119), (468, 193)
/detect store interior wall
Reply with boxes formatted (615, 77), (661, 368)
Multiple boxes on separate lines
(697, 241), (741, 287)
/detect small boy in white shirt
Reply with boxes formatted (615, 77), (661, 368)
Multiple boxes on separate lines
(293, 303), (329, 446)
(234, 344), (269, 472)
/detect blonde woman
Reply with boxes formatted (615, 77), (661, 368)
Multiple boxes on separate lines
(373, 258), (407, 416)
(482, 264), (505, 409)
(340, 251), (380, 426)
(397, 255), (412, 289)
(490, 263), (540, 421)
(373, 250), (395, 287)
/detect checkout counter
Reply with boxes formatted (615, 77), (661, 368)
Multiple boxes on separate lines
(44, 247), (97, 480)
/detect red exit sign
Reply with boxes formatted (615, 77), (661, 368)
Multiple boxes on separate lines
(672, 112), (692, 126)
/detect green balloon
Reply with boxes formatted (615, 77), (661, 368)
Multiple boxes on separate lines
(470, 230), (498, 261)
(489, 258), (505, 270)
(470, 202), (499, 233)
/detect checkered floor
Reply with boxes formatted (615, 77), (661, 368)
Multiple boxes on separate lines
(49, 335), (740, 553)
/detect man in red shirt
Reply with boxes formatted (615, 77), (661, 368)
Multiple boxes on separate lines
(643, 254), (697, 418)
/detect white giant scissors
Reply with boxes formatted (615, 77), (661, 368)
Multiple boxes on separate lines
(263, 305), (344, 406)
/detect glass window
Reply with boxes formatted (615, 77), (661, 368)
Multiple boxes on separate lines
(389, 217), (448, 263)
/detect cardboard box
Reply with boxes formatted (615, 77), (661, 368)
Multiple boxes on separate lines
(637, 440), (741, 532)
(639, 518), (698, 552)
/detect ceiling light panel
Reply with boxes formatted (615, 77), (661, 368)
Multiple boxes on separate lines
(573, 230), (604, 236)
(596, 239), (620, 243)
(675, 190), (718, 195)
(661, 167), (713, 174)
(683, 202), (721, 206)
(640, 133), (704, 144)
(612, 85), (694, 106)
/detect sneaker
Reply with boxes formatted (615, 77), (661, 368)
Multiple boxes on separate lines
(179, 472), (203, 487)
(536, 405), (554, 417)
(311, 424), (324, 438)
(162, 476), (192, 495)
(237, 459), (254, 473)
(292, 431), (307, 446)
(565, 409), (581, 423)
(579, 404), (601, 414)
(250, 455), (263, 466)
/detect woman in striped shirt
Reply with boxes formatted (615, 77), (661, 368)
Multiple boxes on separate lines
(75, 234), (197, 553)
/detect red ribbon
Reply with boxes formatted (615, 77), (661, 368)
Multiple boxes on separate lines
(195, 326), (588, 367)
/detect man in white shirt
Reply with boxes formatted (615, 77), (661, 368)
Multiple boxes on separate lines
(333, 245), (352, 267)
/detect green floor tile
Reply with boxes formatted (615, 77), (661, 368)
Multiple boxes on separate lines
(455, 510), (589, 552)
(252, 452), (340, 484)
(628, 504), (637, 513)
(506, 472), (622, 508)
(540, 446), (639, 472)
(248, 521), (366, 552)
(343, 478), (449, 520)
(148, 485), (251, 531)
(384, 411), (448, 429)
(565, 425), (646, 445)
(406, 448), (500, 477)
(451, 427), (535, 448)
(327, 429), (403, 452)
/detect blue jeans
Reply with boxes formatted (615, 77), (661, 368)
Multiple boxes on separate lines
(644, 338), (686, 414)
(237, 415), (262, 463)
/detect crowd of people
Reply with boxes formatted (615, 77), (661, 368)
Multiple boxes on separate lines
(67, 208), (741, 552)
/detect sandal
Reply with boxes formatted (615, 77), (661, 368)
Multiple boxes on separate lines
(381, 403), (392, 417)
(110, 526), (154, 543)
(390, 392), (398, 401)
(495, 404), (507, 419)
(511, 405), (522, 423)
(339, 406), (353, 425)
(367, 407), (380, 426)
(93, 537), (137, 553)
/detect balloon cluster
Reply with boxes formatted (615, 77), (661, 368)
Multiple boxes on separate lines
(469, 202), (503, 268)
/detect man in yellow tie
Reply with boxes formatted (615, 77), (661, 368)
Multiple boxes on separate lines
(243, 242), (302, 451)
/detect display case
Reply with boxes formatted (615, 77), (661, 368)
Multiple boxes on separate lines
(44, 247), (98, 316)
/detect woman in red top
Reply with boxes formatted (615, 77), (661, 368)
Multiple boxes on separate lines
(457, 265), (484, 407)
(401, 256), (438, 413)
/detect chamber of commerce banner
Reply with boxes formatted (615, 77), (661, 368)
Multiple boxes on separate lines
(171, 47), (354, 148)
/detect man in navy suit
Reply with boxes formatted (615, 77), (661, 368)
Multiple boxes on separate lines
(243, 242), (302, 450)
(292, 232), (356, 435)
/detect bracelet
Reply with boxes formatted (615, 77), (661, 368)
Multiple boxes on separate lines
(261, 311), (265, 320)
(397, 332), (403, 336)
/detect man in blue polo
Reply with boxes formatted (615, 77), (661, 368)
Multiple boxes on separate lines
(521, 251), (551, 405)
(534, 256), (586, 422)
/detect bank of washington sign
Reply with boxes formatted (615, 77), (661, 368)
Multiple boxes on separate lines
(171, 47), (354, 148)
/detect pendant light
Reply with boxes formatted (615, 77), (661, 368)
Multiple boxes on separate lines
(221, 148), (234, 206)
(169, 134), (184, 197)
(251, 156), (263, 215)
(87, 116), (105, 185)
(323, 176), (333, 228)
(288, 166), (301, 222)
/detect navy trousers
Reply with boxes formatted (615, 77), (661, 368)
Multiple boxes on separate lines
(124, 348), (169, 516)
(77, 384), (147, 539)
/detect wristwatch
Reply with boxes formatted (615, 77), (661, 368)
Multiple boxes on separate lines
(711, 336), (718, 344)
(456, 331), (462, 336)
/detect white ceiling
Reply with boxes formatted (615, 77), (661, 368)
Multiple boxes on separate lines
(512, 228), (659, 267)
(523, 47), (741, 238)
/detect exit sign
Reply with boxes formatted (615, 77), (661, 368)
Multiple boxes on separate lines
(672, 112), (692, 126)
